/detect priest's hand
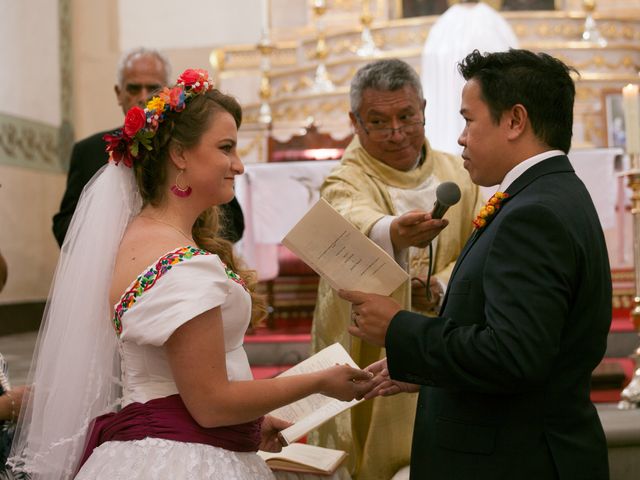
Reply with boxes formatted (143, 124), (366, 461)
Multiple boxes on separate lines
(411, 276), (444, 312)
(390, 210), (448, 251)
(340, 290), (402, 347)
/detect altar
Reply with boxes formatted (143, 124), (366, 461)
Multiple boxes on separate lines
(235, 147), (627, 279)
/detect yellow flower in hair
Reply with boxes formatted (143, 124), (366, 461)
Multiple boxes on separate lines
(146, 97), (166, 114)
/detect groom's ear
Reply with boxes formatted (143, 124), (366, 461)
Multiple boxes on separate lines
(504, 104), (528, 141)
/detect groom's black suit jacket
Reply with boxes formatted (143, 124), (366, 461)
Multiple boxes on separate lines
(52, 130), (245, 246)
(386, 155), (611, 479)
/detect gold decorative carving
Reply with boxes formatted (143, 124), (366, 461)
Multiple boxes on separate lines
(273, 65), (358, 96)
(550, 52), (640, 76)
(569, 54), (639, 72)
(513, 20), (640, 42)
(582, 114), (602, 147)
(330, 0), (357, 9)
(376, 29), (429, 49)
(271, 98), (350, 123)
(217, 43), (297, 71)
(575, 86), (600, 101)
(223, 7), (639, 152)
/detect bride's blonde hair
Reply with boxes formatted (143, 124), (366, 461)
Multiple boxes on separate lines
(133, 89), (267, 326)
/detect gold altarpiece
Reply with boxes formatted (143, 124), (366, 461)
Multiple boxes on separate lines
(208, 1), (639, 164)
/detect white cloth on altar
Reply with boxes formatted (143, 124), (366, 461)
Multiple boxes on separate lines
(421, 2), (518, 155)
(567, 147), (622, 230)
(481, 148), (621, 230)
(235, 161), (339, 280)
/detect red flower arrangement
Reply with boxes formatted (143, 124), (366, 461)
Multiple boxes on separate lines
(104, 69), (214, 167)
(472, 192), (509, 229)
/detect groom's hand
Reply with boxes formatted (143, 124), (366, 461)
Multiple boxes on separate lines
(339, 290), (401, 347)
(361, 358), (419, 399)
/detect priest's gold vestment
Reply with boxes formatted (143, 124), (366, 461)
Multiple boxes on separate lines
(310, 136), (483, 479)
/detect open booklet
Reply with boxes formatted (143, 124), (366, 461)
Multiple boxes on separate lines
(257, 443), (347, 475)
(269, 342), (362, 446)
(282, 198), (409, 296)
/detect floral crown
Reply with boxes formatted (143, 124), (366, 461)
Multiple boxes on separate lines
(104, 68), (214, 167)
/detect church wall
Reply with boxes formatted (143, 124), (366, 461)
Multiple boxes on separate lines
(0, 0), (64, 306)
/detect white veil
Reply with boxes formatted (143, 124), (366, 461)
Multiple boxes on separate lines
(8, 161), (141, 479)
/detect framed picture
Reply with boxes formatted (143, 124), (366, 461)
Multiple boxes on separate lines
(602, 89), (626, 149)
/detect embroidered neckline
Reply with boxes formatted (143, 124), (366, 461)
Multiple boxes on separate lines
(222, 264), (249, 291)
(112, 246), (250, 335)
(472, 192), (509, 230)
(113, 246), (210, 335)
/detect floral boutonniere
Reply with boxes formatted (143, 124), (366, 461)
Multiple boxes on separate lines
(473, 192), (510, 229)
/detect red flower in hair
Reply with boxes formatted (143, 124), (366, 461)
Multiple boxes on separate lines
(104, 130), (136, 168)
(158, 86), (185, 110)
(177, 68), (211, 92)
(123, 106), (147, 137)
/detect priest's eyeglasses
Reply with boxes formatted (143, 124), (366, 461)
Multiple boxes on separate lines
(355, 113), (425, 142)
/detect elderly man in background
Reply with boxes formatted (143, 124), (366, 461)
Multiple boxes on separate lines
(52, 47), (245, 246)
(309, 58), (482, 480)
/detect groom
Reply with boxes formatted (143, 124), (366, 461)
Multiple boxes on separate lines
(345, 49), (611, 479)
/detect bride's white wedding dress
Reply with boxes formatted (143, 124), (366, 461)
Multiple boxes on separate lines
(76, 246), (274, 479)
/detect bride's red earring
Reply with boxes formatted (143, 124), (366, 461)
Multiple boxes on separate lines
(171, 169), (192, 198)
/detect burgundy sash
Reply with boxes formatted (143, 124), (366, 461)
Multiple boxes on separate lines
(79, 394), (263, 469)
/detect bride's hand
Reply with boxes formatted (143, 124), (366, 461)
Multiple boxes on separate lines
(318, 364), (374, 402)
(260, 415), (291, 452)
(361, 358), (420, 399)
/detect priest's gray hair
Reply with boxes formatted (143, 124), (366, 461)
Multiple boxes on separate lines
(350, 58), (424, 113)
(116, 47), (171, 87)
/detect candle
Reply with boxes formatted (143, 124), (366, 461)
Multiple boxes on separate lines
(622, 83), (640, 155)
(261, 0), (271, 39)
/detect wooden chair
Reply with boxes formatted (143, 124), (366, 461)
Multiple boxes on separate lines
(260, 125), (352, 329)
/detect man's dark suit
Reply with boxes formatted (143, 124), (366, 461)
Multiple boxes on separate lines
(53, 130), (245, 246)
(386, 155), (611, 479)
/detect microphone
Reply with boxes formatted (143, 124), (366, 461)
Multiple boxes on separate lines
(431, 181), (461, 219)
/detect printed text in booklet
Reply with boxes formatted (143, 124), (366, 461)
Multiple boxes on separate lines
(282, 198), (409, 296)
(269, 343), (362, 445)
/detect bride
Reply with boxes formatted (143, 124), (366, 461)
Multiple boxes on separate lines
(9, 68), (370, 479)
